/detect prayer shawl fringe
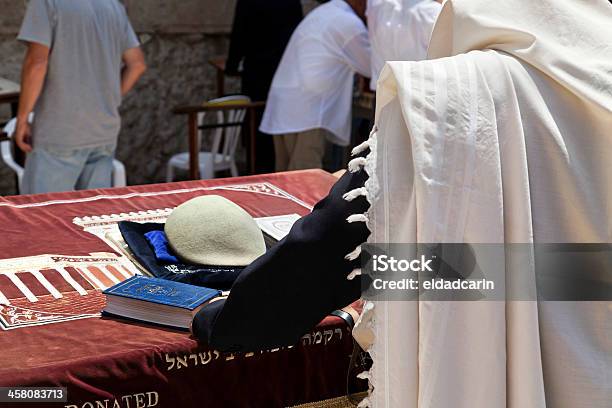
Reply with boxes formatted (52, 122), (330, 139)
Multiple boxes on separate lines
(355, 1), (612, 406)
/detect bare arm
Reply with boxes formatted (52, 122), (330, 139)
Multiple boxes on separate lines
(120, 47), (146, 96)
(15, 42), (50, 153)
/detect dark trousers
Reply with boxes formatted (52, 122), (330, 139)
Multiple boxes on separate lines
(243, 71), (276, 174)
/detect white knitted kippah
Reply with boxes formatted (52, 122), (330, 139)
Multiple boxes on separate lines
(165, 195), (266, 266)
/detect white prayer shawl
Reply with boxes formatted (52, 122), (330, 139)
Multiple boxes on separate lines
(351, 0), (612, 407)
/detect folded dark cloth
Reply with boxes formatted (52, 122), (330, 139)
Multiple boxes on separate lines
(118, 221), (243, 291)
(144, 230), (179, 263)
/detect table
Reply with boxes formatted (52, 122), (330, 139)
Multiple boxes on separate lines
(0, 170), (357, 408)
(173, 101), (265, 179)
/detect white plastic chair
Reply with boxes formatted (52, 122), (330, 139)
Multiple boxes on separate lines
(1, 117), (127, 192)
(166, 95), (250, 182)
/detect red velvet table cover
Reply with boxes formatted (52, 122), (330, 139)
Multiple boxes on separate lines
(0, 170), (355, 408)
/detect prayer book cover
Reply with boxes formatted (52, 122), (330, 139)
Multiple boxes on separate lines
(102, 276), (221, 329)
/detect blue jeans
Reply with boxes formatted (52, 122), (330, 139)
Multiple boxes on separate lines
(22, 143), (116, 194)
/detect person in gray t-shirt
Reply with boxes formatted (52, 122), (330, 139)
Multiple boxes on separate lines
(14, 0), (146, 194)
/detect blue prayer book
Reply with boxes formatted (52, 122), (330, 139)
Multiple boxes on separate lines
(102, 276), (221, 329)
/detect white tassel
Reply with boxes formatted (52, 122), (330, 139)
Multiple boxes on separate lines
(345, 246), (362, 261)
(351, 139), (371, 156)
(342, 187), (368, 202)
(348, 157), (367, 173)
(357, 397), (371, 408)
(347, 268), (362, 280)
(347, 213), (368, 224)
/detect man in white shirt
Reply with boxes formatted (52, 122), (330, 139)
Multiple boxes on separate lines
(260, 0), (371, 172)
(367, 0), (442, 89)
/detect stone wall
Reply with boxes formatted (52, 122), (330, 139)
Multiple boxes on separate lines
(116, 33), (240, 186)
(0, 0), (320, 195)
